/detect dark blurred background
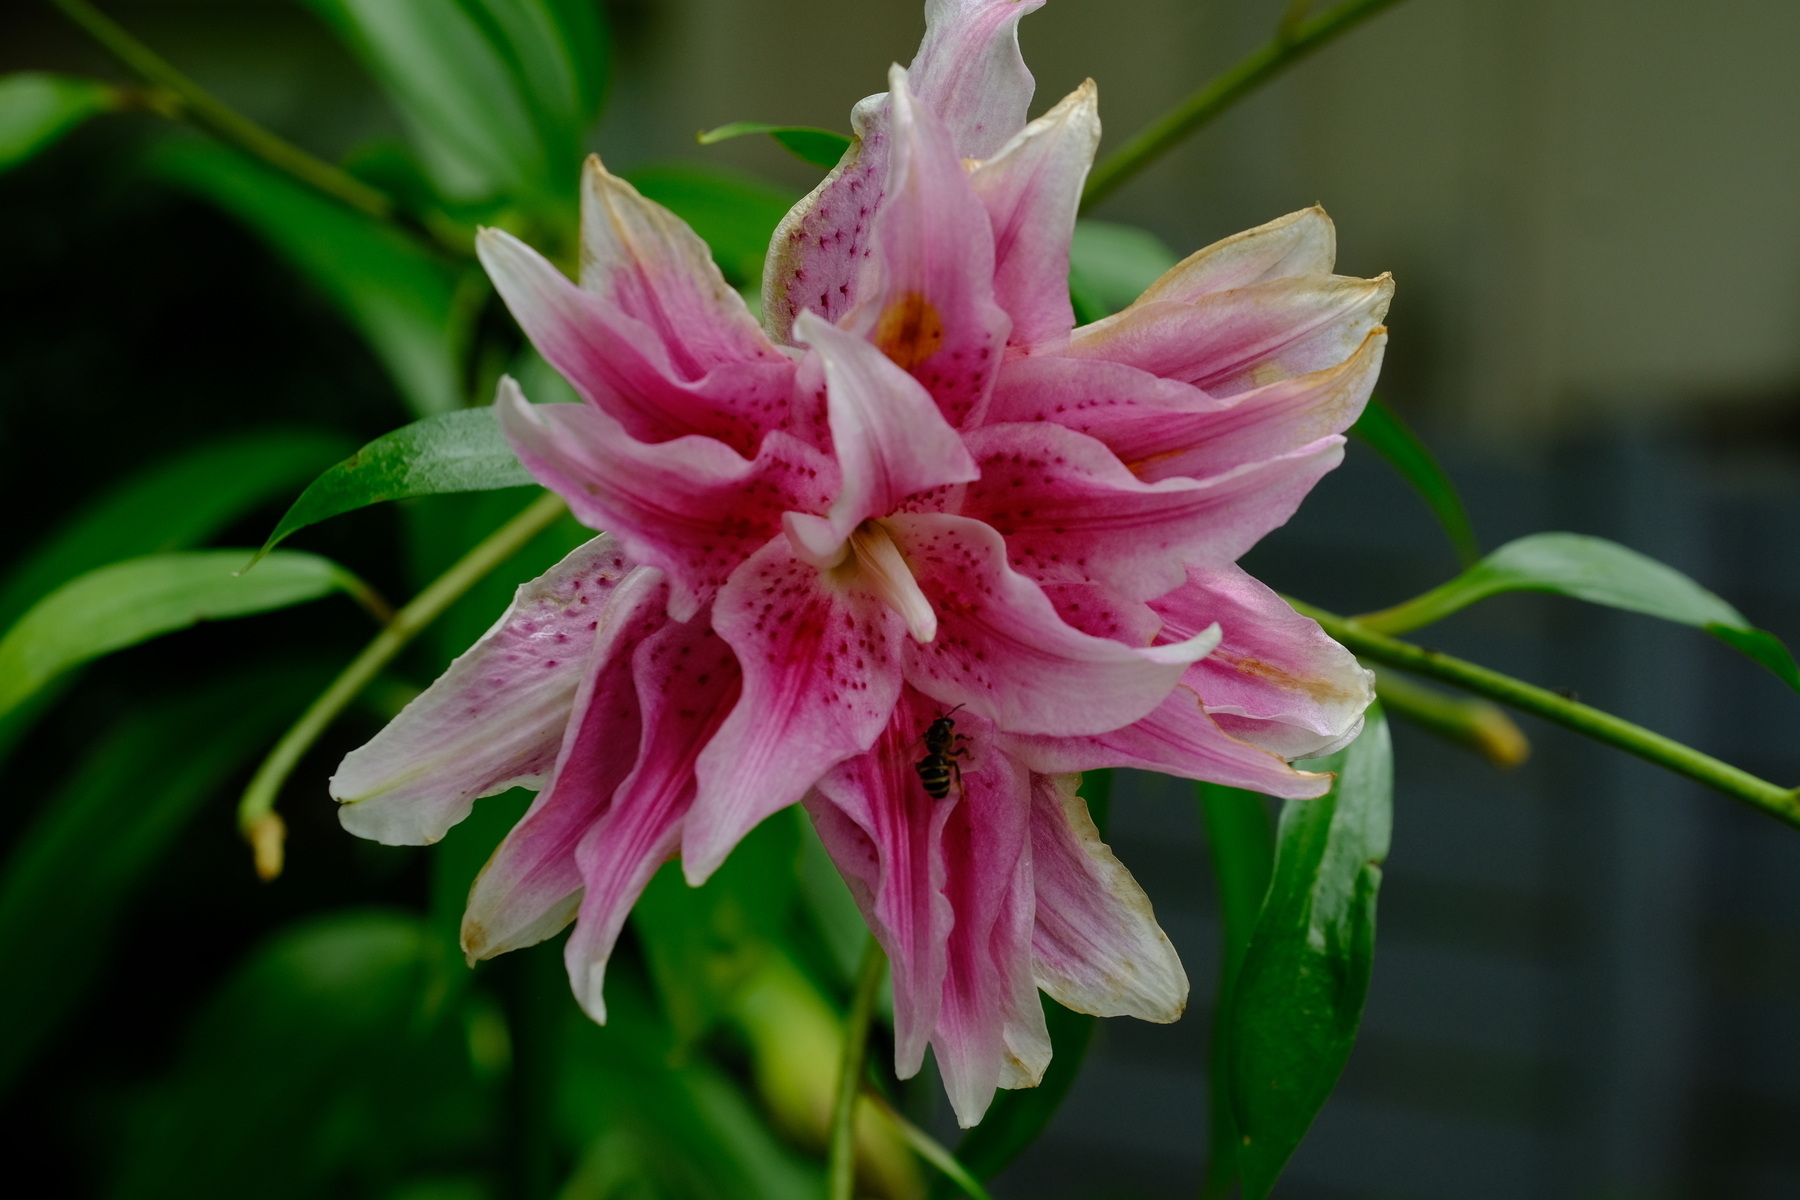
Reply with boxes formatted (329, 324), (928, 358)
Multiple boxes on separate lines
(4, 1), (1799, 1197)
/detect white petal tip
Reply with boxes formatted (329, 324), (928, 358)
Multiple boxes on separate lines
(1144, 621), (1222, 666)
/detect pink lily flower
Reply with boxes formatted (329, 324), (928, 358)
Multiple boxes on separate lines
(331, 0), (1385, 1127)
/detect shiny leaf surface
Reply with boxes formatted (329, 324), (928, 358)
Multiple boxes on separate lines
(0, 72), (117, 171)
(0, 550), (366, 720)
(698, 121), (853, 168)
(1229, 708), (1392, 1199)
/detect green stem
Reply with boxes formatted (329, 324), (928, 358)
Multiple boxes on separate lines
(1289, 598), (1800, 828)
(862, 1090), (995, 1200)
(1372, 666), (1530, 768)
(237, 492), (568, 879)
(1081, 0), (1408, 211)
(50, 0), (394, 219)
(829, 936), (887, 1200)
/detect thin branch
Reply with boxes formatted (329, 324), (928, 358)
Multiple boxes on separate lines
(50, 0), (394, 219)
(828, 937), (887, 1200)
(237, 492), (568, 879)
(1082, 0), (1409, 210)
(1289, 598), (1800, 828)
(1373, 667), (1530, 768)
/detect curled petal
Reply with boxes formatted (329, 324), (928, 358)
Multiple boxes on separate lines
(686, 537), (908, 882)
(462, 568), (670, 961)
(958, 423), (1348, 596)
(497, 379), (836, 621)
(1004, 684), (1332, 800)
(841, 67), (1011, 427)
(578, 156), (782, 377)
(1154, 564), (1374, 760)
(891, 513), (1220, 736)
(910, 0), (1045, 158)
(986, 354), (1224, 429)
(563, 613), (743, 1021)
(1064, 329), (1386, 483)
(969, 80), (1100, 349)
(331, 536), (635, 845)
(1029, 772), (1186, 1021)
(1134, 206), (1337, 305)
(783, 311), (978, 563)
(480, 227), (794, 455)
(1070, 273), (1394, 398)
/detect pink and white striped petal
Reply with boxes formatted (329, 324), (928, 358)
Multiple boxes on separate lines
(331, 536), (635, 845)
(480, 227), (795, 456)
(685, 537), (909, 882)
(969, 80), (1100, 350)
(909, 0), (1045, 158)
(1004, 684), (1334, 800)
(461, 568), (670, 960)
(497, 380), (836, 622)
(841, 67), (1011, 427)
(563, 612), (743, 1021)
(957, 423), (1348, 596)
(1028, 772), (1186, 1021)
(1154, 564), (1374, 760)
(782, 312), (978, 565)
(1070, 273), (1394, 399)
(1133, 207), (1337, 306)
(891, 513), (1220, 736)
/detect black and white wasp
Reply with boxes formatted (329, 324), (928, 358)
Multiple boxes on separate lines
(914, 705), (970, 800)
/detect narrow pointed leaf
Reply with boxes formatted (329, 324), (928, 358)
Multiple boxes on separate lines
(625, 163), (800, 289)
(1348, 396), (1481, 566)
(255, 408), (535, 563)
(0, 429), (353, 630)
(1229, 707), (1392, 1199)
(151, 138), (467, 418)
(1359, 531), (1800, 694)
(1197, 784), (1275, 1200)
(0, 663), (333, 1090)
(699, 121), (854, 169)
(0, 550), (366, 720)
(0, 73), (118, 171)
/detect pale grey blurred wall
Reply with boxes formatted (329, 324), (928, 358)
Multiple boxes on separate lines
(597, 0), (1800, 442)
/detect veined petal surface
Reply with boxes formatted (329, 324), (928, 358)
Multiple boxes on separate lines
(332, 535), (634, 845)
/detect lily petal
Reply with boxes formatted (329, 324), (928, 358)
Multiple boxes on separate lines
(969, 80), (1101, 350)
(564, 611), (743, 1021)
(1029, 772), (1186, 1021)
(1005, 684), (1333, 800)
(1058, 329), (1386, 483)
(910, 0), (1045, 158)
(783, 311), (979, 563)
(1133, 206), (1337, 305)
(332, 535), (634, 845)
(1070, 273), (1394, 398)
(481, 227), (795, 456)
(957, 423), (1348, 596)
(841, 67), (1012, 427)
(461, 568), (670, 960)
(685, 537), (908, 882)
(1154, 564), (1375, 759)
(890, 512), (1220, 736)
(497, 378), (836, 622)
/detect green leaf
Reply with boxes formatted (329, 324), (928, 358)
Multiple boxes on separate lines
(151, 138), (468, 418)
(1067, 219), (1180, 318)
(0, 663), (333, 1092)
(1196, 785), (1275, 1200)
(698, 121), (853, 169)
(1347, 396), (1482, 567)
(255, 408), (536, 563)
(108, 910), (492, 1200)
(0, 429), (353, 631)
(626, 163), (800, 289)
(1229, 708), (1392, 1199)
(1358, 531), (1800, 694)
(298, 0), (607, 205)
(0, 550), (368, 720)
(0, 73), (118, 171)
